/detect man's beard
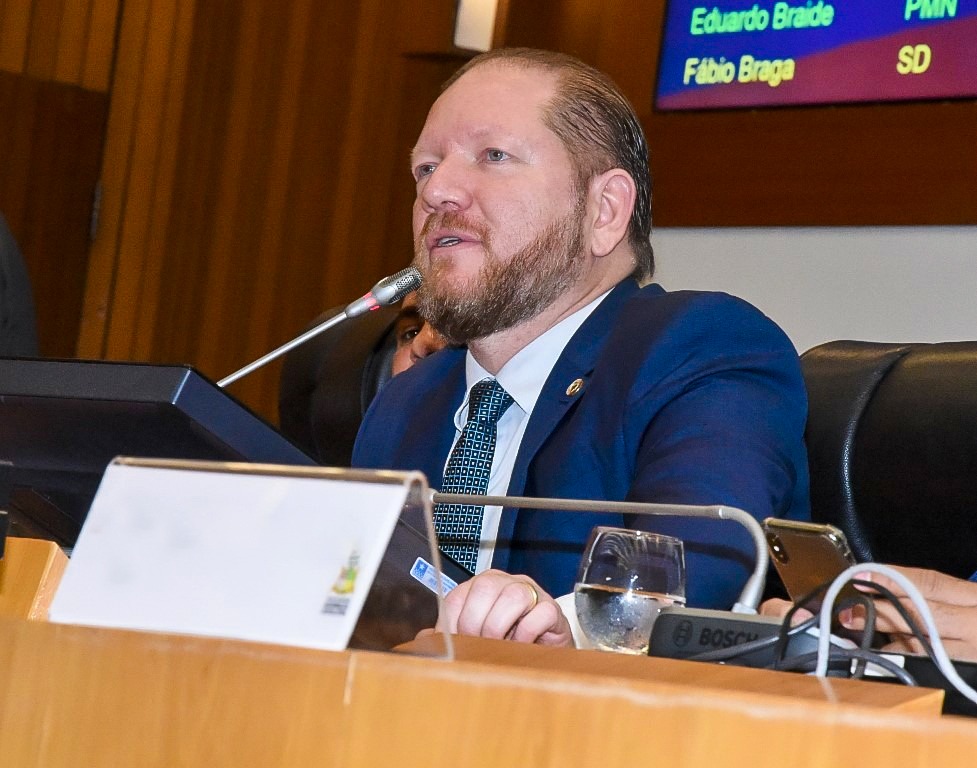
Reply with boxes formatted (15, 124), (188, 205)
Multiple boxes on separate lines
(413, 201), (586, 346)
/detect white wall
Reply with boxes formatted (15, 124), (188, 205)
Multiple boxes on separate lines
(652, 227), (977, 354)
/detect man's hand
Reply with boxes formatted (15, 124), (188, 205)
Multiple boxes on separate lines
(841, 566), (977, 662)
(759, 597), (814, 624)
(762, 567), (977, 662)
(421, 569), (574, 647)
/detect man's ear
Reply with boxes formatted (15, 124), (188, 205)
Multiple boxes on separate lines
(588, 169), (636, 258)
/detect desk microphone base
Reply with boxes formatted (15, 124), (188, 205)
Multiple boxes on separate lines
(648, 606), (846, 672)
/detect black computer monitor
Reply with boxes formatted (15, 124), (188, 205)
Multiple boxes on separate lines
(0, 358), (316, 547)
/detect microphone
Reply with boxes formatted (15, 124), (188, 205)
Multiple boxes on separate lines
(217, 267), (422, 388)
(430, 492), (780, 662)
(344, 267), (424, 318)
(430, 492), (769, 613)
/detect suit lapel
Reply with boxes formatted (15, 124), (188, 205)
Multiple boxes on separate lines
(395, 349), (467, 489)
(493, 280), (645, 569)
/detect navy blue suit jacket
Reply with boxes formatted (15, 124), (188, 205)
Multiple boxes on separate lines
(352, 280), (810, 609)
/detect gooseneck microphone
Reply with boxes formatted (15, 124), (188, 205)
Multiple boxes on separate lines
(430, 491), (769, 613)
(343, 266), (424, 318)
(217, 266), (422, 388)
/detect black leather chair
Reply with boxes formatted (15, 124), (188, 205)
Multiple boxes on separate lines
(278, 304), (400, 467)
(802, 340), (977, 579)
(0, 213), (38, 357)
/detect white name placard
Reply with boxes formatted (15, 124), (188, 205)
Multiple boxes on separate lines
(49, 459), (414, 651)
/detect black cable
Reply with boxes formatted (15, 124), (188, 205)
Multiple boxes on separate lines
(779, 577), (933, 688)
(773, 649), (919, 686)
(845, 649), (919, 687)
(844, 592), (876, 679)
(848, 578), (937, 661)
(686, 575), (942, 689)
(772, 582), (831, 670)
(769, 580), (876, 676)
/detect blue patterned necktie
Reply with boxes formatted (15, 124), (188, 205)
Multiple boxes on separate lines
(434, 378), (514, 572)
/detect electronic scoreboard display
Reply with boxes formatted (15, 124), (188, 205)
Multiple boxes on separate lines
(656, 1), (977, 110)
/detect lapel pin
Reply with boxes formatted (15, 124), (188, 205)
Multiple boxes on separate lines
(565, 378), (585, 397)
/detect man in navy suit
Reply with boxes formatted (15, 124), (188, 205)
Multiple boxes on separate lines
(353, 48), (809, 647)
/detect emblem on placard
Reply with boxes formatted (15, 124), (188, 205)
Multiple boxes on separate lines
(322, 549), (360, 615)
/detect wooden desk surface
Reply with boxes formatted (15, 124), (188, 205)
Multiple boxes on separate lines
(402, 633), (944, 714)
(0, 537), (67, 619)
(1, 618), (976, 767)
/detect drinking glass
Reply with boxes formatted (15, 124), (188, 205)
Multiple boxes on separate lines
(574, 526), (686, 654)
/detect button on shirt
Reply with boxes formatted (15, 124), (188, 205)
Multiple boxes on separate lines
(445, 290), (610, 574)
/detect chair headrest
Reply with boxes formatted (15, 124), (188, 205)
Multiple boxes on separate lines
(802, 340), (977, 578)
(278, 305), (399, 467)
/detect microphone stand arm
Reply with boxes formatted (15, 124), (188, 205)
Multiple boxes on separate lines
(432, 492), (769, 614)
(217, 310), (349, 388)
(216, 266), (422, 389)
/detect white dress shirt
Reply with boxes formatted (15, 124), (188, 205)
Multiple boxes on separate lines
(444, 291), (610, 573)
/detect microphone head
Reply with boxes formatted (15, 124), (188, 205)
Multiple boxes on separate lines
(345, 267), (423, 318)
(381, 266), (423, 305)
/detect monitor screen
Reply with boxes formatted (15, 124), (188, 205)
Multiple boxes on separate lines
(656, 1), (977, 111)
(0, 358), (316, 547)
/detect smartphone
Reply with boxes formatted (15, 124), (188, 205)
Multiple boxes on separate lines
(762, 518), (857, 610)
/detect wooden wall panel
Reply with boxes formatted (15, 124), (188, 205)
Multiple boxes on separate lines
(77, 0), (196, 360)
(82, 0), (466, 423)
(0, 0), (118, 91)
(0, 1), (32, 74)
(0, 70), (107, 356)
(146, 0), (371, 413)
(0, 0), (115, 358)
(25, 0), (65, 80)
(81, 0), (117, 91)
(52, 0), (96, 85)
(501, 0), (977, 227)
